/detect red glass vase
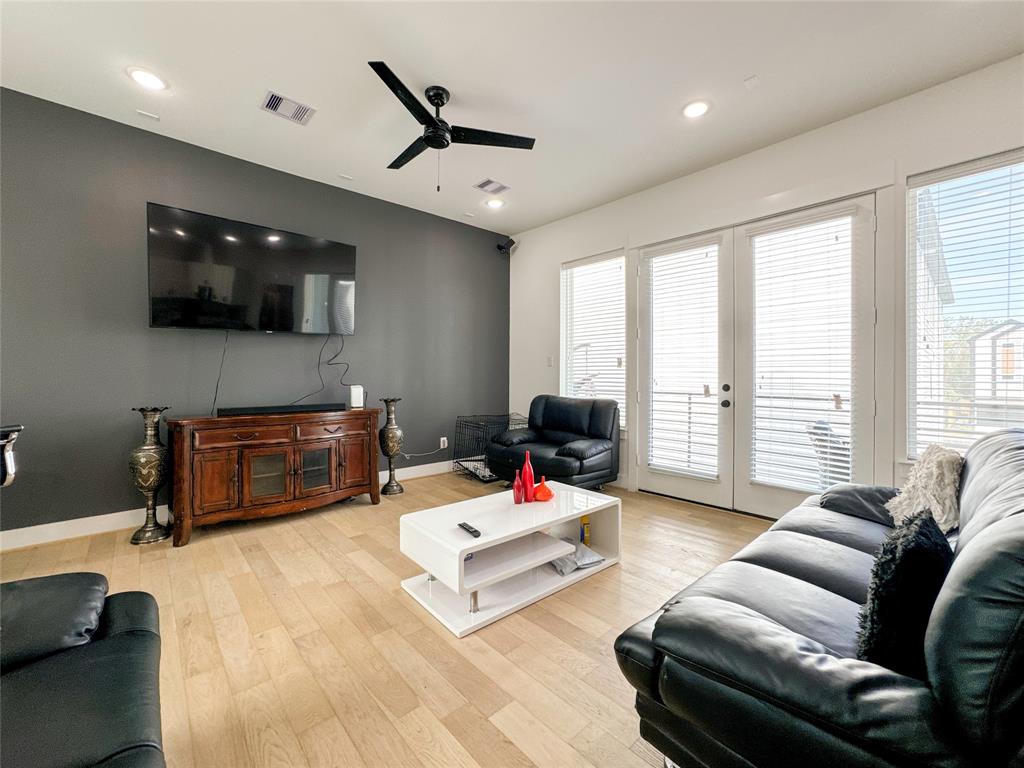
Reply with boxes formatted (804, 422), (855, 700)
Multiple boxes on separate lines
(534, 476), (554, 502)
(521, 451), (535, 502)
(512, 469), (524, 504)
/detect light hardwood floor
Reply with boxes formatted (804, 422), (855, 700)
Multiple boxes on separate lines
(1, 472), (770, 768)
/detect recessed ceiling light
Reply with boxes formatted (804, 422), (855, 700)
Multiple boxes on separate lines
(173, 228), (186, 237)
(486, 199), (505, 210)
(266, 234), (281, 242)
(127, 67), (167, 91)
(682, 100), (710, 119)
(224, 235), (238, 243)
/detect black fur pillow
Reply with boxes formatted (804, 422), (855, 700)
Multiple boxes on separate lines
(857, 509), (953, 678)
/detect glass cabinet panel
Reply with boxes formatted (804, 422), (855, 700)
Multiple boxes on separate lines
(249, 452), (288, 499)
(300, 444), (333, 494)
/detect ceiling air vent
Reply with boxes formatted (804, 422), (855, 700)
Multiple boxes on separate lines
(260, 91), (316, 125)
(474, 178), (510, 195)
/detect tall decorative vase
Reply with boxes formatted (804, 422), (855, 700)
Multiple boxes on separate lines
(378, 397), (404, 495)
(521, 450), (535, 503)
(128, 406), (172, 545)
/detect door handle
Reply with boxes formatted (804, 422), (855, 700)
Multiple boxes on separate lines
(721, 384), (731, 392)
(721, 400), (731, 408)
(324, 426), (343, 434)
(234, 433), (258, 441)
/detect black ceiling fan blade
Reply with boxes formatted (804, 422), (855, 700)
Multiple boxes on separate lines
(368, 61), (437, 128)
(388, 137), (429, 169)
(451, 126), (535, 150)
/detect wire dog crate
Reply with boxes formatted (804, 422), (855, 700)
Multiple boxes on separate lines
(453, 412), (527, 482)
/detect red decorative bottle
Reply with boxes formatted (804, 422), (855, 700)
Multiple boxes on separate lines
(512, 469), (524, 504)
(522, 451), (535, 502)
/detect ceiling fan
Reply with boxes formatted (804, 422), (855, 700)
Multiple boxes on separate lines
(368, 61), (536, 172)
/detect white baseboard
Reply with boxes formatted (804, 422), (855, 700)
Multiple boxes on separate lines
(0, 505), (170, 552)
(0, 460), (452, 552)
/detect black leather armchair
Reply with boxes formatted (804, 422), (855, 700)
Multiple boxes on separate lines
(1, 572), (165, 767)
(616, 428), (1024, 768)
(485, 395), (620, 488)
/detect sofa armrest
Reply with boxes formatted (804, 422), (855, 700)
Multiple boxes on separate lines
(556, 439), (613, 460)
(0, 572), (108, 672)
(492, 428), (537, 447)
(94, 592), (160, 641)
(653, 596), (961, 766)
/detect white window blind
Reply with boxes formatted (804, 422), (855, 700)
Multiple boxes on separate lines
(751, 215), (854, 491)
(561, 254), (626, 426)
(647, 243), (719, 478)
(907, 148), (1024, 457)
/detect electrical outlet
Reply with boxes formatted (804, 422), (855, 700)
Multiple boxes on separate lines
(440, 436), (448, 449)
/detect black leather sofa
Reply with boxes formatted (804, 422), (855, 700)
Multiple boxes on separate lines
(1, 572), (165, 768)
(485, 394), (620, 488)
(615, 428), (1024, 768)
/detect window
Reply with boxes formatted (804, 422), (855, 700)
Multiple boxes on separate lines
(560, 254), (626, 426)
(750, 215), (855, 491)
(907, 149), (1024, 457)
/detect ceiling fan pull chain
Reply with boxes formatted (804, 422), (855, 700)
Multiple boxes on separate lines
(436, 150), (441, 192)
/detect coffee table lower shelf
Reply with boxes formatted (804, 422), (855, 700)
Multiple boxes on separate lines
(401, 556), (619, 637)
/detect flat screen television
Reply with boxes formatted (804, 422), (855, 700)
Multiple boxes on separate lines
(147, 203), (356, 334)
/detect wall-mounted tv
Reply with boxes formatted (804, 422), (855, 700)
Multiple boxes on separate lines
(147, 203), (356, 334)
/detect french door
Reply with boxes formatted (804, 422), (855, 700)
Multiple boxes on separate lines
(637, 230), (735, 507)
(638, 195), (875, 518)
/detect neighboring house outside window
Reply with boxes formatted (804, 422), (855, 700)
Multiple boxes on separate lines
(906, 149), (1024, 457)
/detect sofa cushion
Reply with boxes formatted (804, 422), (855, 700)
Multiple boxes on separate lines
(652, 597), (964, 768)
(732, 530), (877, 605)
(771, 503), (892, 556)
(956, 428), (1024, 552)
(0, 593), (163, 768)
(0, 572), (108, 673)
(556, 439), (613, 461)
(529, 395), (592, 437)
(925, 513), (1024, 762)
(484, 441), (581, 477)
(857, 511), (953, 679)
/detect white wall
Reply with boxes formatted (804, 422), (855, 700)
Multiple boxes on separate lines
(509, 55), (1024, 490)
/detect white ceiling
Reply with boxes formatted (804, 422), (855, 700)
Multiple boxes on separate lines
(2, 2), (1022, 234)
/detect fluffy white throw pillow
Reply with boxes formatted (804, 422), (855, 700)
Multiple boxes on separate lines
(886, 444), (964, 533)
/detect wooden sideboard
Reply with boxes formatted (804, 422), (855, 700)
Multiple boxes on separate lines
(167, 409), (380, 546)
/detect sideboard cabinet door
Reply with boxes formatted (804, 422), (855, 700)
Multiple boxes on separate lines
(192, 449), (239, 515)
(242, 446), (293, 507)
(339, 436), (372, 488)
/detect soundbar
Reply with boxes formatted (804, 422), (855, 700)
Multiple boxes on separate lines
(216, 403), (347, 417)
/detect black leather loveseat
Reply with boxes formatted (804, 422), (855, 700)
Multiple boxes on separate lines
(1, 572), (165, 767)
(615, 428), (1024, 768)
(485, 394), (620, 488)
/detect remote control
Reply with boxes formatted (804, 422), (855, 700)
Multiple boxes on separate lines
(458, 522), (481, 538)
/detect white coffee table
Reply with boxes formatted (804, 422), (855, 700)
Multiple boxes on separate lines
(400, 481), (621, 637)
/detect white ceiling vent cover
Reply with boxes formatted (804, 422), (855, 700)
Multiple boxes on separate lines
(260, 91), (316, 125)
(474, 179), (510, 195)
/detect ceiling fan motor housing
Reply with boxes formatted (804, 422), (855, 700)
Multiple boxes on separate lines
(424, 118), (451, 149)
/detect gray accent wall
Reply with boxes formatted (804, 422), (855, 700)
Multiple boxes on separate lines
(0, 88), (510, 531)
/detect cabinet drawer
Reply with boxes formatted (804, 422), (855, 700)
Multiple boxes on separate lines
(297, 419), (370, 441)
(193, 425), (292, 449)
